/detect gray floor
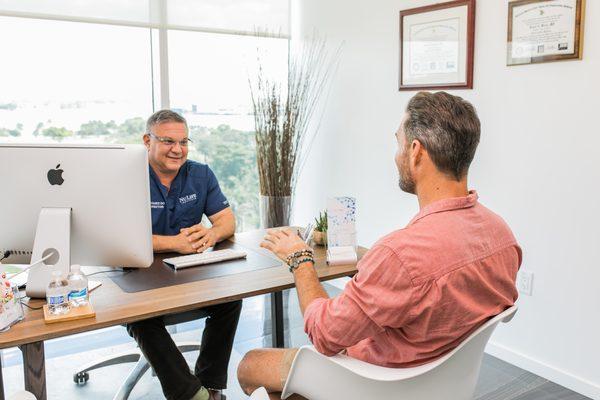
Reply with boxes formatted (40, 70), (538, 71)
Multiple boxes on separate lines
(0, 281), (590, 400)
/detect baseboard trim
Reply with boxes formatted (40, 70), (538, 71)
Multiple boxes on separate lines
(485, 341), (600, 400)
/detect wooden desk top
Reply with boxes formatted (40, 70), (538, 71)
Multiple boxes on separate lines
(0, 229), (366, 349)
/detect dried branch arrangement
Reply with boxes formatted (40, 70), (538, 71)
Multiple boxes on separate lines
(250, 37), (340, 198)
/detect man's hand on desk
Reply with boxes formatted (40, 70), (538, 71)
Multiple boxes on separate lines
(180, 224), (219, 253)
(260, 228), (312, 261)
(166, 230), (202, 254)
(161, 225), (216, 254)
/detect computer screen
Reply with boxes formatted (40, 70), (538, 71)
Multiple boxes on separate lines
(0, 143), (153, 297)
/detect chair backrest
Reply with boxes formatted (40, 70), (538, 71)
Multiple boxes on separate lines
(8, 391), (36, 400)
(249, 387), (270, 400)
(408, 304), (519, 379)
(390, 305), (518, 399)
(282, 305), (518, 400)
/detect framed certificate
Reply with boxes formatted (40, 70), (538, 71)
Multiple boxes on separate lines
(507, 0), (585, 65)
(399, 0), (476, 91)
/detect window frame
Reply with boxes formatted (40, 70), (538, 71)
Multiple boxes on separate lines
(0, 0), (291, 112)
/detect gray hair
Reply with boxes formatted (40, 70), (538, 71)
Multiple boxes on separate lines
(404, 91), (481, 180)
(146, 109), (188, 133)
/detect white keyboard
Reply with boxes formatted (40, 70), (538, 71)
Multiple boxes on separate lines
(163, 249), (247, 270)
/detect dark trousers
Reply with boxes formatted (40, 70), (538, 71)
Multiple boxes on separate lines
(126, 300), (242, 400)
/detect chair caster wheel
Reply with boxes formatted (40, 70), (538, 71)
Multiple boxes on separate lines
(73, 372), (89, 385)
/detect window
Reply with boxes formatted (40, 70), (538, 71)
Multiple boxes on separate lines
(169, 31), (288, 229)
(0, 14), (288, 230)
(0, 16), (154, 144)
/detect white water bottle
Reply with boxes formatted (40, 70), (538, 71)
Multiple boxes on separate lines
(67, 264), (89, 307)
(47, 270), (70, 315)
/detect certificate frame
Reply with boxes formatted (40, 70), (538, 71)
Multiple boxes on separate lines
(507, 0), (585, 66)
(399, 0), (476, 91)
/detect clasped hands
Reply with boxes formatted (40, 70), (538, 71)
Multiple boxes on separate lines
(261, 228), (313, 263)
(175, 223), (219, 254)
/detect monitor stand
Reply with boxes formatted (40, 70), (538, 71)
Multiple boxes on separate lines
(26, 208), (71, 298)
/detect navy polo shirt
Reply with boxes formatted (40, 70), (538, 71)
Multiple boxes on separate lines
(149, 160), (229, 236)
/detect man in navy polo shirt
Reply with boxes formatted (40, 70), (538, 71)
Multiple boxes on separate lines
(126, 110), (240, 400)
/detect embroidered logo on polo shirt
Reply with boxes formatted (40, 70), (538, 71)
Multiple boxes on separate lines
(179, 193), (197, 204)
(151, 201), (165, 209)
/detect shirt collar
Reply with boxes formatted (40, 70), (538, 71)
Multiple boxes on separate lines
(408, 190), (479, 226)
(148, 162), (187, 194)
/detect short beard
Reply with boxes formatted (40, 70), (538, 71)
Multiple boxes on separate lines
(398, 174), (416, 194)
(398, 158), (416, 194)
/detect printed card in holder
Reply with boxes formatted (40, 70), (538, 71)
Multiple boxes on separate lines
(326, 197), (358, 265)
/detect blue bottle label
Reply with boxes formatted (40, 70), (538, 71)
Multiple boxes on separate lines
(68, 288), (88, 299)
(48, 295), (66, 305)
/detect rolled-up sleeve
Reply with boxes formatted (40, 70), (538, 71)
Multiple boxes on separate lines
(303, 245), (414, 356)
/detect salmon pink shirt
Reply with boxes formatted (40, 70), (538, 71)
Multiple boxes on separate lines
(303, 191), (521, 367)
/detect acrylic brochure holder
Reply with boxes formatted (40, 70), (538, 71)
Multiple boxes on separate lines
(326, 197), (358, 266)
(26, 207), (72, 298)
(0, 283), (24, 332)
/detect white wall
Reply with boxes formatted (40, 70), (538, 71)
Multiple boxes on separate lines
(292, 0), (600, 398)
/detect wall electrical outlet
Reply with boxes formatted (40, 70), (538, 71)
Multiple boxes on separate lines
(517, 270), (534, 296)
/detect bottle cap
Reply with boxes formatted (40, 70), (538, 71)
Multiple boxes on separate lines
(71, 264), (81, 272)
(51, 270), (62, 277)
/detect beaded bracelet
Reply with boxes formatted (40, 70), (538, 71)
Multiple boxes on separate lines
(288, 256), (315, 273)
(285, 249), (314, 265)
(286, 249), (313, 259)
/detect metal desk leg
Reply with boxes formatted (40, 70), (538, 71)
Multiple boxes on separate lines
(271, 291), (285, 348)
(19, 342), (46, 400)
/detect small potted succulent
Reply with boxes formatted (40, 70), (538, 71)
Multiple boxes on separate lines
(312, 211), (328, 246)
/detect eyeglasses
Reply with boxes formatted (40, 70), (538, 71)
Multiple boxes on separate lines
(148, 132), (192, 147)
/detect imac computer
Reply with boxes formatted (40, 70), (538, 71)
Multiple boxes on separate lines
(0, 143), (153, 298)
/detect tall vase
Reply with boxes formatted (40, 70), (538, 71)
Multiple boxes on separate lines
(259, 195), (292, 347)
(259, 195), (291, 229)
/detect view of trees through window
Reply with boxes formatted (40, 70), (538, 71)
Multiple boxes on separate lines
(0, 16), (288, 230)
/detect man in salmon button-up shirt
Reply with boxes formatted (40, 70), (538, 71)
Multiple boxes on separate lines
(237, 91), (521, 399)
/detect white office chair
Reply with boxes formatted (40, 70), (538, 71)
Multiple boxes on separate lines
(249, 387), (270, 399)
(8, 391), (36, 400)
(278, 305), (518, 400)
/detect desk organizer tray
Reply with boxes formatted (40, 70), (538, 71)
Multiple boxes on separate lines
(43, 303), (95, 324)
